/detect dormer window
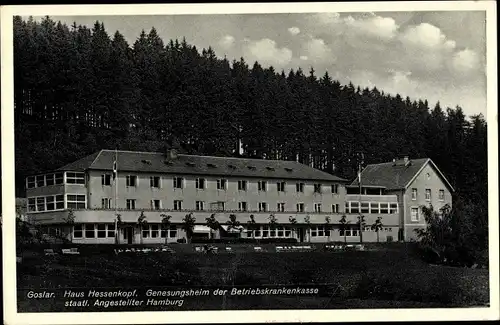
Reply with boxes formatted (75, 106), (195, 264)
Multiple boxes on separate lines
(164, 160), (173, 165)
(247, 166), (256, 170)
(141, 159), (152, 165)
(284, 167), (293, 172)
(228, 164), (237, 170)
(266, 166), (275, 171)
(185, 162), (196, 167)
(207, 163), (217, 168)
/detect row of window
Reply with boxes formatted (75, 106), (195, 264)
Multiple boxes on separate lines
(27, 194), (86, 212)
(103, 197), (342, 213)
(344, 201), (399, 214)
(26, 172), (85, 188)
(73, 223), (179, 239)
(106, 174), (341, 194)
(411, 188), (445, 201)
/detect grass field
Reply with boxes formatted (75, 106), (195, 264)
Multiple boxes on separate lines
(16, 243), (490, 311)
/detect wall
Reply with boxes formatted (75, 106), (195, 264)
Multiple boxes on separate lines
(403, 162), (453, 241)
(87, 170), (346, 214)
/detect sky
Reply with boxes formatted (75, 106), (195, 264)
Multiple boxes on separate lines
(47, 11), (487, 118)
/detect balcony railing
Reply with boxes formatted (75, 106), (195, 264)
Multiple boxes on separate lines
(68, 207), (344, 215)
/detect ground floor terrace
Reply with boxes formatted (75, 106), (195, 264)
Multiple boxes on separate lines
(28, 209), (404, 244)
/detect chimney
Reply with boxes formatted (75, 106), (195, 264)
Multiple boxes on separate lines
(404, 156), (410, 166)
(392, 158), (397, 166)
(168, 149), (179, 160)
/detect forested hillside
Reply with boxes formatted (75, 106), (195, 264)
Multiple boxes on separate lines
(13, 15), (487, 214)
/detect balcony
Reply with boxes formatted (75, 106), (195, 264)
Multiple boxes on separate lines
(345, 194), (398, 203)
(29, 208), (351, 225)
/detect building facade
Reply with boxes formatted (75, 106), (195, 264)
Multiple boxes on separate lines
(25, 150), (452, 244)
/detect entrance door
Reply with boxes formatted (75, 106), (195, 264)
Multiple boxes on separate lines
(124, 227), (133, 244)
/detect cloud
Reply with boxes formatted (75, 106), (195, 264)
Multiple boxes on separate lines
(304, 37), (333, 62)
(243, 38), (293, 66)
(452, 48), (480, 72)
(288, 27), (300, 36)
(344, 14), (399, 40)
(218, 35), (235, 50)
(400, 23), (447, 48)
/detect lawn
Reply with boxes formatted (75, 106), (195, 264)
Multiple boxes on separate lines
(16, 243), (490, 312)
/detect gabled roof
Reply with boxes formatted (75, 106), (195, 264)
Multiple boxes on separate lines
(350, 158), (455, 192)
(57, 150), (348, 182)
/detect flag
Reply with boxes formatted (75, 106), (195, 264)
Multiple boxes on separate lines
(113, 160), (117, 181)
(113, 149), (118, 181)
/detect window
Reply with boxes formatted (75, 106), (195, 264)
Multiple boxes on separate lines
(211, 201), (225, 211)
(142, 225), (150, 238)
(173, 177), (183, 189)
(66, 172), (85, 185)
(195, 178), (205, 189)
(425, 189), (431, 201)
(296, 203), (305, 212)
(27, 176), (36, 189)
(411, 188), (417, 200)
(126, 199), (136, 210)
(151, 224), (159, 238)
(277, 181), (286, 192)
(380, 203), (389, 214)
(314, 203), (322, 213)
(161, 225), (177, 238)
(361, 202), (370, 214)
(350, 202), (359, 214)
(332, 204), (339, 213)
(66, 194), (86, 209)
(28, 198), (36, 212)
(45, 174), (55, 186)
(55, 173), (64, 185)
(411, 207), (419, 221)
(169, 226), (177, 238)
(284, 227), (292, 237)
(296, 183), (305, 193)
(196, 201), (204, 211)
(174, 200), (183, 211)
(390, 203), (398, 214)
(277, 203), (285, 212)
(150, 176), (161, 188)
(238, 202), (248, 212)
(331, 184), (339, 194)
(314, 184), (322, 193)
(340, 227), (359, 237)
(107, 224), (115, 238)
(259, 202), (268, 212)
(36, 175), (45, 187)
(151, 199), (161, 210)
(238, 180), (247, 191)
(36, 197), (45, 211)
(84, 224), (95, 238)
(102, 198), (112, 209)
(217, 179), (227, 190)
(258, 180), (267, 192)
(46, 196), (55, 210)
(262, 226), (269, 238)
(74, 224), (83, 238)
(370, 202), (379, 214)
(126, 175), (137, 187)
(102, 174), (111, 186)
(439, 189), (445, 201)
(97, 224), (107, 238)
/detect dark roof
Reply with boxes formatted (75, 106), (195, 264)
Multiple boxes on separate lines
(350, 158), (454, 191)
(57, 150), (347, 182)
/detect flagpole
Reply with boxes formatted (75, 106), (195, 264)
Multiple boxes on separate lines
(114, 149), (118, 244)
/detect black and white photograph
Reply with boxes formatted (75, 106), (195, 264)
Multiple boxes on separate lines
(1, 2), (498, 324)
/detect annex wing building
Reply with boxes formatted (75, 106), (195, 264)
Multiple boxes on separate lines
(24, 150), (453, 244)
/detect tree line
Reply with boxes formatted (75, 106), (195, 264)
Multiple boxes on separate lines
(13, 16), (487, 223)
